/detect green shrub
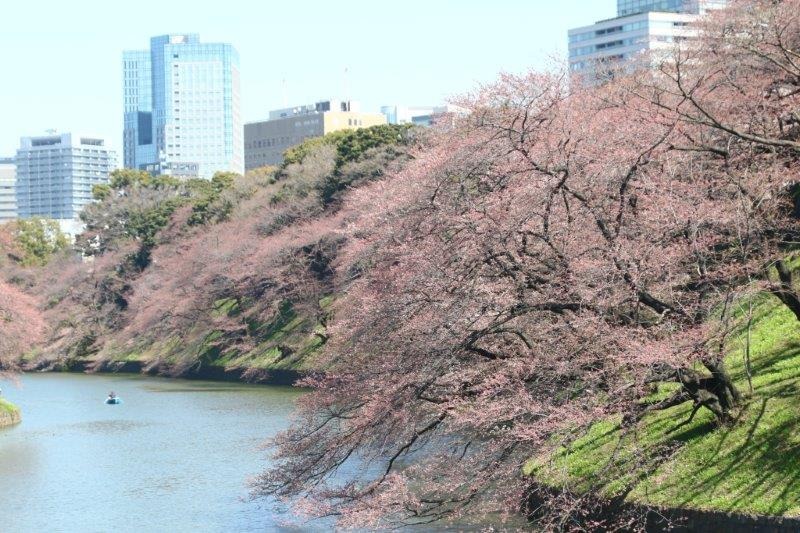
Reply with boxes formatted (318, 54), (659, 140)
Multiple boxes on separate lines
(15, 218), (68, 266)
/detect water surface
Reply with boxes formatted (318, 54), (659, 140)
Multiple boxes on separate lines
(0, 373), (306, 532)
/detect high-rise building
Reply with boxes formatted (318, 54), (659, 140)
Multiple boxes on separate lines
(122, 49), (155, 172)
(568, 0), (728, 77)
(616, 0), (727, 16)
(15, 133), (116, 220)
(123, 34), (243, 179)
(244, 99), (386, 170)
(0, 157), (16, 223)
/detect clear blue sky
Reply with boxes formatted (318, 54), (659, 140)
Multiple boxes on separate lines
(0, 0), (614, 157)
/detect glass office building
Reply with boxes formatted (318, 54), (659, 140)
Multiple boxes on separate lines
(617, 0), (728, 16)
(123, 49), (154, 171)
(569, 0), (728, 77)
(123, 34), (243, 179)
(15, 133), (116, 220)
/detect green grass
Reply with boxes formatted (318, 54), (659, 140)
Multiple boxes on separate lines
(99, 296), (331, 375)
(0, 398), (19, 415)
(211, 297), (241, 318)
(526, 293), (800, 516)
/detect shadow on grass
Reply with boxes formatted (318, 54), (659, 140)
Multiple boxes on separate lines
(670, 421), (716, 443)
(560, 424), (621, 455)
(536, 296), (800, 516)
(727, 296), (788, 341)
(638, 399), (800, 515)
(741, 342), (800, 380)
(627, 330), (800, 513)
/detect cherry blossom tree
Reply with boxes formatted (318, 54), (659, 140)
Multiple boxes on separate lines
(257, 1), (800, 528)
(0, 280), (44, 375)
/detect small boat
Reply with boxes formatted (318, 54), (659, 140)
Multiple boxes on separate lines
(105, 397), (122, 405)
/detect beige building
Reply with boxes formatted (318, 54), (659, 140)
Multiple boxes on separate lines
(244, 100), (386, 170)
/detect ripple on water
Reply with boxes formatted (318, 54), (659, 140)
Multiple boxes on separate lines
(67, 419), (153, 434)
(16, 419), (155, 440)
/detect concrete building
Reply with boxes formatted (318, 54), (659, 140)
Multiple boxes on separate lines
(123, 34), (243, 179)
(0, 157), (16, 223)
(244, 99), (386, 170)
(568, 0), (728, 78)
(15, 133), (116, 220)
(380, 104), (466, 127)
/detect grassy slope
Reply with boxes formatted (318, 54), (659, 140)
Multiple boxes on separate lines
(58, 126), (414, 377)
(525, 294), (800, 516)
(93, 296), (331, 374)
(0, 398), (19, 415)
(206, 296), (330, 372)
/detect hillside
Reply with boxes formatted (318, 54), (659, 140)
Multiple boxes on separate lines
(0, 124), (416, 381)
(525, 291), (800, 517)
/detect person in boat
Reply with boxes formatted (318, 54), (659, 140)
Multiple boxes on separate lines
(108, 391), (116, 400)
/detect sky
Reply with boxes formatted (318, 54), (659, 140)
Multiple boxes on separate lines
(0, 0), (615, 157)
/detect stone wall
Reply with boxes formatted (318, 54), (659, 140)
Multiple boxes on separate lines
(0, 407), (20, 428)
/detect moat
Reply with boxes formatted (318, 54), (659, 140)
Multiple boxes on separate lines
(0, 373), (308, 532)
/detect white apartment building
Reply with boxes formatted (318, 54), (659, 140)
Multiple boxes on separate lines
(0, 158), (16, 223)
(568, 0), (728, 77)
(15, 133), (116, 220)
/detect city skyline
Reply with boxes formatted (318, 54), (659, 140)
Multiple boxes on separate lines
(0, 0), (615, 157)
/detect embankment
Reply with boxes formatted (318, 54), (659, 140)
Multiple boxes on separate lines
(0, 398), (21, 427)
(39, 359), (304, 386)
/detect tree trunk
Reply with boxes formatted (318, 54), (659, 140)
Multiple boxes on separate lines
(634, 359), (742, 425)
(771, 259), (800, 321)
(702, 358), (741, 408)
(675, 359), (741, 423)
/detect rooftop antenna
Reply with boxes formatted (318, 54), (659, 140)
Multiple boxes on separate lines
(343, 67), (350, 109)
(281, 78), (288, 108)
